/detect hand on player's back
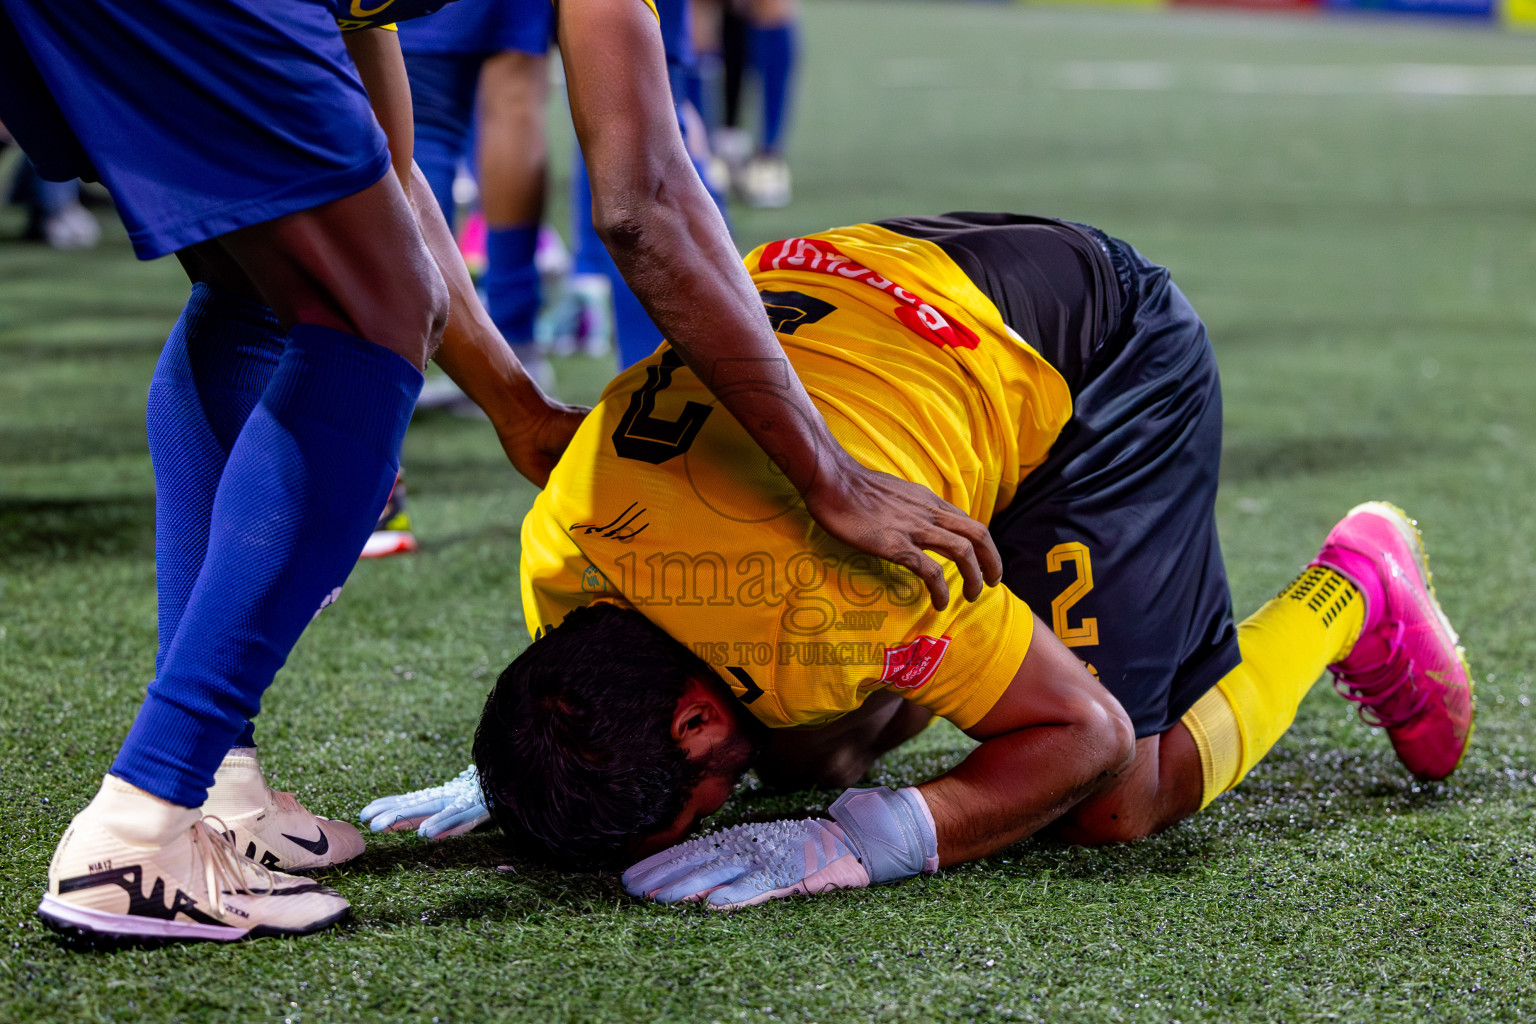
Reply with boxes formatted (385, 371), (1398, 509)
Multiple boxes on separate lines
(495, 396), (590, 489)
(804, 455), (1003, 611)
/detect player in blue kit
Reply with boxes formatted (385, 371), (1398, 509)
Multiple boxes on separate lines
(399, 0), (557, 379)
(360, 0), (563, 558)
(2, 0), (1001, 945)
(701, 0), (799, 207)
(3, 0), (448, 944)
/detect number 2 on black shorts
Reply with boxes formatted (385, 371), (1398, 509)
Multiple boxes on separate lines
(1046, 542), (1098, 648)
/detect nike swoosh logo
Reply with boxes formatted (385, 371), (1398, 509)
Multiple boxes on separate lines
(350, 0), (396, 16)
(282, 829), (330, 856)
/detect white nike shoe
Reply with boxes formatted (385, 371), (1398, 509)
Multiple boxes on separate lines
(38, 775), (350, 945)
(203, 749), (365, 872)
(43, 203), (101, 251)
(741, 156), (792, 209)
(713, 126), (753, 184)
(540, 273), (613, 359)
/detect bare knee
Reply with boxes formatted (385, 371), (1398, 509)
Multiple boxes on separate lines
(413, 261), (451, 363)
(337, 226), (449, 368)
(222, 173), (450, 370)
(1095, 698), (1138, 779)
(314, 251), (447, 370)
(1051, 727), (1198, 846)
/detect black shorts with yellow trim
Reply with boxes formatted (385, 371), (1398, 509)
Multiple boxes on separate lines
(889, 215), (1239, 738)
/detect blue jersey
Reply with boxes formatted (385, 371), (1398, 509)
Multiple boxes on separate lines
(398, 0), (554, 56)
(0, 0), (451, 258)
(397, 0), (672, 58)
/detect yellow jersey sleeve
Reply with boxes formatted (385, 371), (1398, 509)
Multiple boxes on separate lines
(522, 224), (1072, 732)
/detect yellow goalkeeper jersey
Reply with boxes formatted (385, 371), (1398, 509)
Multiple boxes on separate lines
(522, 221), (1076, 730)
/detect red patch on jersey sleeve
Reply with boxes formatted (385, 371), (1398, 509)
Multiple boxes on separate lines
(880, 635), (953, 690)
(758, 238), (979, 350)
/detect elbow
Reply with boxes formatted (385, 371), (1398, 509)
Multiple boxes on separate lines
(588, 166), (665, 258)
(592, 185), (683, 261)
(589, 160), (700, 259)
(592, 203), (648, 260)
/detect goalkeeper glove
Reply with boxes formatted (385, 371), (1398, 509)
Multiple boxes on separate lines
(622, 785), (938, 909)
(358, 764), (488, 839)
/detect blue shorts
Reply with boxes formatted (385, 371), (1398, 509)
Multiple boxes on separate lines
(398, 0), (554, 56)
(983, 227), (1240, 738)
(0, 0), (390, 259)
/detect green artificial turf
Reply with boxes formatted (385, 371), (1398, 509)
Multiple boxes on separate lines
(4, 2), (1536, 1020)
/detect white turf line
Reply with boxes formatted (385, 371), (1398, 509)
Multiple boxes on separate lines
(1055, 62), (1536, 96)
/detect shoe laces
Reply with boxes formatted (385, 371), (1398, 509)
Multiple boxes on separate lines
(270, 788), (304, 814)
(1332, 620), (1433, 729)
(191, 816), (277, 921)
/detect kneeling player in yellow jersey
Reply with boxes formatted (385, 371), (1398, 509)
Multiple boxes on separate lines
(366, 214), (1474, 907)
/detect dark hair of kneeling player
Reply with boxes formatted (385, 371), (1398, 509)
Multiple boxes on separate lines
(473, 602), (715, 869)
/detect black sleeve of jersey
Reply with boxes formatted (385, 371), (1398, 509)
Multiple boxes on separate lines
(330, 0), (454, 31)
(876, 213), (1123, 395)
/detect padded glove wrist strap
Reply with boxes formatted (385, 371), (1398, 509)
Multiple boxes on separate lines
(828, 785), (940, 884)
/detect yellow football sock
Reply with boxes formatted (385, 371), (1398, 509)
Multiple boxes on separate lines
(1182, 566), (1365, 808)
(1182, 685), (1241, 810)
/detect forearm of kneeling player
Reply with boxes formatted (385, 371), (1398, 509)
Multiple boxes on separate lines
(919, 626), (1137, 867)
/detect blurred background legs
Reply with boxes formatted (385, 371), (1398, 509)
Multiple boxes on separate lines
(4, 146), (101, 249)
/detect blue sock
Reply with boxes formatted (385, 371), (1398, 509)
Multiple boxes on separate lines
(574, 224), (662, 369)
(485, 225), (541, 344)
(570, 156), (657, 367)
(751, 23), (797, 154)
(113, 327), (422, 807)
(147, 284), (285, 751)
(611, 275), (664, 370)
(570, 148), (704, 368)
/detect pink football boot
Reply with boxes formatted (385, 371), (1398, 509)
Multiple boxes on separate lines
(1310, 502), (1473, 781)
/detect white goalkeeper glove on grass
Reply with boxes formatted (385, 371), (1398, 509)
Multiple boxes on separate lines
(358, 765), (488, 839)
(622, 786), (939, 909)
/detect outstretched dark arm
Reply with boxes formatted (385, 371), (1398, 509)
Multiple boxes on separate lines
(346, 27), (587, 486)
(557, 0), (1002, 609)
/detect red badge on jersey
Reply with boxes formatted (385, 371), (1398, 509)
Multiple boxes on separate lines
(758, 238), (980, 350)
(880, 635), (952, 690)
